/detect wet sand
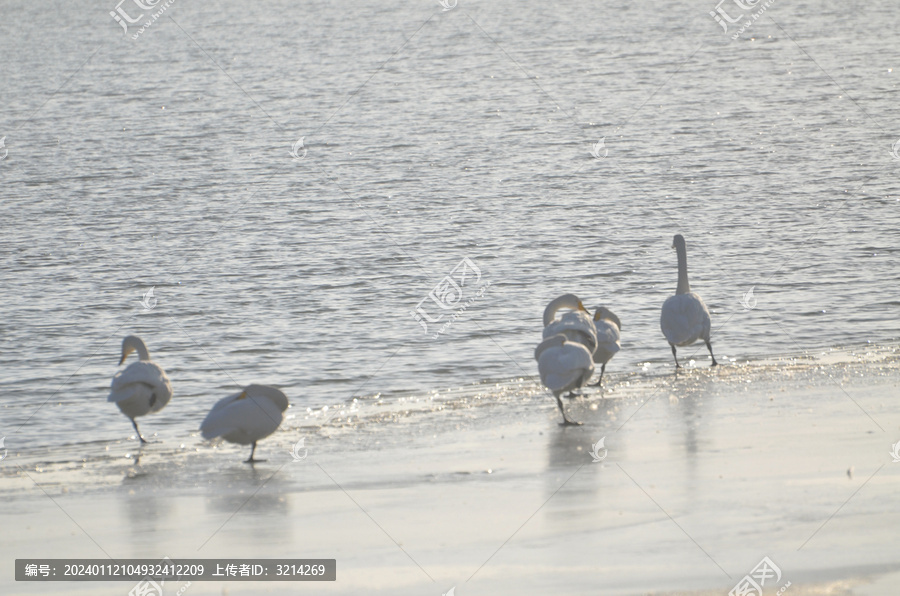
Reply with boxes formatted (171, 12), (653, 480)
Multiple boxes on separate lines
(2, 347), (899, 595)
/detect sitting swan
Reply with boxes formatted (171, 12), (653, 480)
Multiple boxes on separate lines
(590, 306), (621, 386)
(660, 234), (718, 368)
(200, 384), (289, 463)
(108, 335), (172, 443)
(535, 334), (594, 425)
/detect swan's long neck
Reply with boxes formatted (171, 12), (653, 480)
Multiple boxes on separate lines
(676, 242), (691, 295)
(543, 295), (581, 326)
(133, 340), (151, 361)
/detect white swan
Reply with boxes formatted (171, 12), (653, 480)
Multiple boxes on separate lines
(589, 306), (621, 386)
(542, 294), (597, 353)
(108, 335), (172, 443)
(200, 384), (289, 463)
(542, 294), (596, 396)
(660, 234), (718, 368)
(534, 334), (594, 425)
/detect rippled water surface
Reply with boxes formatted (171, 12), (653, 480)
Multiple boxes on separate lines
(1, 0), (898, 451)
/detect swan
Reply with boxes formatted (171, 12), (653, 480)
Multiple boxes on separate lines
(589, 306), (621, 386)
(108, 335), (172, 443)
(200, 384), (289, 463)
(660, 234), (718, 368)
(534, 334), (594, 425)
(542, 294), (596, 396)
(542, 294), (598, 353)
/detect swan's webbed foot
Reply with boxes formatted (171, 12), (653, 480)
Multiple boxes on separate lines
(555, 396), (582, 426)
(244, 442), (263, 463)
(559, 419), (583, 426)
(589, 365), (607, 387)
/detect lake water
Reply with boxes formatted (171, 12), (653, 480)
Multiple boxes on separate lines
(1, 0), (898, 462)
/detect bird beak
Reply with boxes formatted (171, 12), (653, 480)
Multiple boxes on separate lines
(237, 391), (247, 400)
(577, 301), (588, 312)
(118, 354), (126, 365)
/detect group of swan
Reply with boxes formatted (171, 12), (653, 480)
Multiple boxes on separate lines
(108, 336), (287, 463)
(537, 234), (716, 425)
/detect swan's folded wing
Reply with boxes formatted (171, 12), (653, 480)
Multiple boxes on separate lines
(107, 381), (152, 404)
(109, 362), (170, 401)
(543, 312), (598, 352)
(594, 320), (621, 352)
(538, 344), (594, 392)
(661, 294), (710, 345)
(200, 392), (284, 441)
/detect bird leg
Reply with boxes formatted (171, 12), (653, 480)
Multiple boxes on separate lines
(244, 441), (265, 464)
(589, 363), (607, 387)
(670, 344), (681, 369)
(131, 418), (149, 444)
(706, 340), (718, 367)
(555, 395), (582, 426)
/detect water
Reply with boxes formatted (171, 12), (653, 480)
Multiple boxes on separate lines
(1, 1), (899, 454)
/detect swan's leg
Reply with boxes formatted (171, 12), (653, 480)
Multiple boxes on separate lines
(706, 340), (718, 367)
(670, 344), (681, 368)
(131, 418), (148, 444)
(244, 441), (263, 464)
(555, 395), (582, 426)
(589, 363), (607, 387)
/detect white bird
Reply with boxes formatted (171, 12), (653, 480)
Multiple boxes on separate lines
(589, 306), (621, 386)
(542, 294), (597, 351)
(660, 234), (718, 368)
(534, 334), (594, 425)
(200, 384), (289, 463)
(542, 294), (596, 396)
(108, 335), (172, 443)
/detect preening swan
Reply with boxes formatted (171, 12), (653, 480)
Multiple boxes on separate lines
(589, 306), (621, 386)
(534, 334), (594, 425)
(542, 294), (598, 353)
(200, 384), (289, 463)
(660, 234), (718, 368)
(542, 294), (596, 396)
(108, 335), (172, 443)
